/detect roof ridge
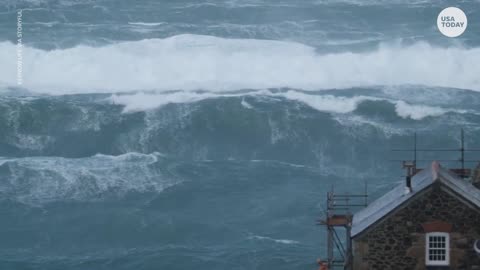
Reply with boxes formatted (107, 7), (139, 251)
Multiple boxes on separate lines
(352, 161), (480, 238)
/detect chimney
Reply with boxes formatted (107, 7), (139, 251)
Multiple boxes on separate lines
(404, 175), (412, 194)
(402, 161), (415, 194)
(473, 163), (480, 189)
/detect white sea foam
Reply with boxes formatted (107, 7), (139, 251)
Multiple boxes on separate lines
(248, 235), (299, 245)
(281, 93), (453, 120)
(110, 92), (216, 112)
(394, 101), (447, 120)
(279, 91), (474, 120)
(128, 22), (166, 26)
(107, 90), (468, 121)
(240, 98), (253, 109)
(110, 91), (254, 112)
(394, 100), (472, 120)
(332, 114), (405, 138)
(279, 91), (376, 113)
(0, 152), (178, 205)
(1, 35), (479, 94)
(109, 90), (372, 114)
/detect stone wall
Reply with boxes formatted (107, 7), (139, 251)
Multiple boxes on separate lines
(353, 183), (480, 270)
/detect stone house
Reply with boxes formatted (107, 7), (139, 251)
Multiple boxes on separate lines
(351, 162), (480, 270)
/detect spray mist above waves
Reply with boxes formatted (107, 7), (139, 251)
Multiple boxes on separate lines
(1, 34), (479, 94)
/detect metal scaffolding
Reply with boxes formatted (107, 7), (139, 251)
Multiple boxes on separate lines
(318, 186), (368, 270)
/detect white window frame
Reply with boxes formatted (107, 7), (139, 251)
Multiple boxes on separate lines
(425, 232), (450, 266)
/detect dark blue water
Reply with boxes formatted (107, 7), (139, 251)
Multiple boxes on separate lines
(0, 0), (480, 269)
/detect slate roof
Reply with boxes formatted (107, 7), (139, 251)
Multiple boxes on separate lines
(351, 161), (480, 238)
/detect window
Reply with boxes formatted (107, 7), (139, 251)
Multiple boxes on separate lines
(425, 232), (450, 266)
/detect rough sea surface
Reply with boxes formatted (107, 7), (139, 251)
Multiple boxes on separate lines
(0, 0), (480, 269)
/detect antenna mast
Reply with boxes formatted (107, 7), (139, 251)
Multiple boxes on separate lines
(461, 128), (465, 171)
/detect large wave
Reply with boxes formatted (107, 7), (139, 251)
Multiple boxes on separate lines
(2, 91), (479, 163)
(1, 34), (479, 94)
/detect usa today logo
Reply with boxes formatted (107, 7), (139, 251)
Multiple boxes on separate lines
(437, 7), (467, 37)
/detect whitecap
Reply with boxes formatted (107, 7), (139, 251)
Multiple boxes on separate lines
(1, 35), (479, 94)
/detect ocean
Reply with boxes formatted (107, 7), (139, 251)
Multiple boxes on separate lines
(0, 0), (480, 269)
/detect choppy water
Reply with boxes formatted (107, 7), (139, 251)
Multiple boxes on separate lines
(0, 0), (480, 269)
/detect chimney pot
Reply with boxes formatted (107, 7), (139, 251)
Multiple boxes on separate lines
(405, 176), (412, 194)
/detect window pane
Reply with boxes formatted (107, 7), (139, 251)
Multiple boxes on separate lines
(426, 233), (449, 264)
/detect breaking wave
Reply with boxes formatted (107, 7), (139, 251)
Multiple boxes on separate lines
(2, 90), (477, 168)
(109, 90), (467, 120)
(1, 34), (479, 94)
